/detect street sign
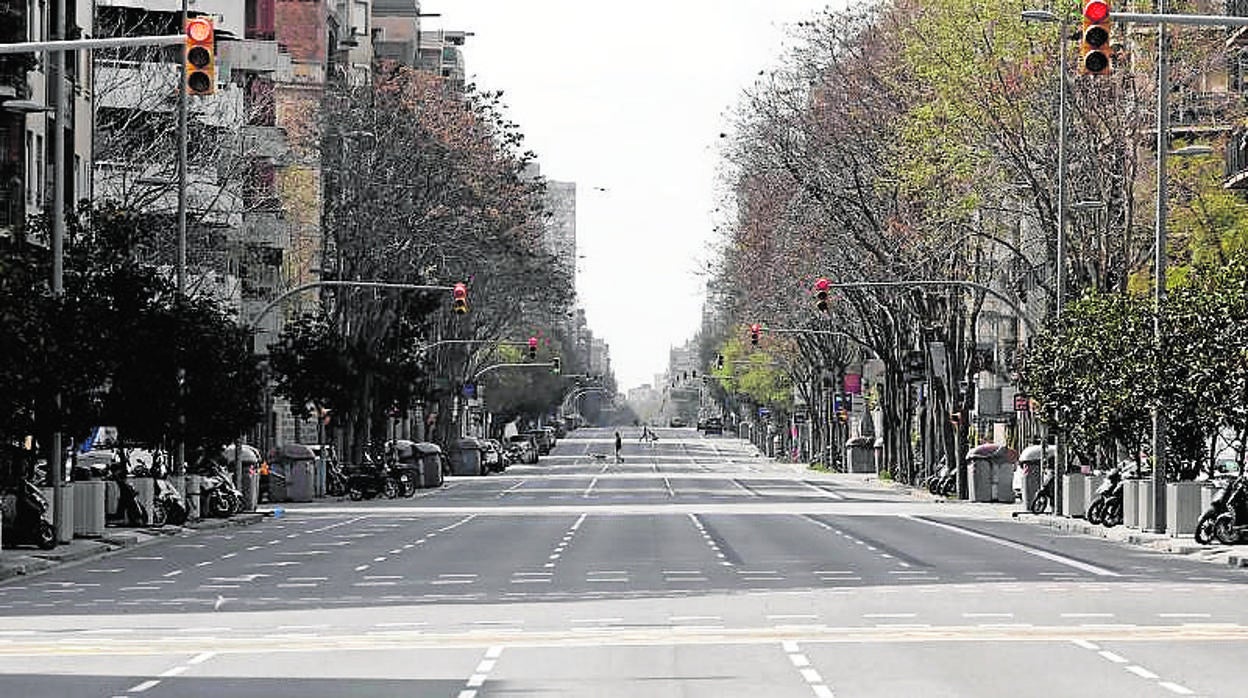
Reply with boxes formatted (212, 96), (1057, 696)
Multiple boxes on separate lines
(758, 407), (771, 417)
(794, 412), (808, 424)
(1013, 392), (1030, 413)
(462, 382), (476, 398)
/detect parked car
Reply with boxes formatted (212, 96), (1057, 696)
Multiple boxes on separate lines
(526, 429), (554, 456)
(542, 426), (558, 450)
(703, 417), (723, 435)
(669, 417), (687, 428)
(553, 422), (568, 439)
(507, 434), (539, 464)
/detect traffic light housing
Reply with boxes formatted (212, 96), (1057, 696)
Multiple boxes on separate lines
(452, 283), (469, 315)
(814, 277), (831, 313)
(1079, 0), (1112, 76)
(716, 353), (724, 370)
(749, 324), (761, 347)
(527, 337), (538, 361)
(551, 357), (561, 375)
(184, 17), (216, 95)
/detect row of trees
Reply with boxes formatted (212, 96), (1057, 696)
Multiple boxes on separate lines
(3, 60), (599, 465)
(698, 0), (1246, 482)
(0, 207), (263, 458)
(270, 67), (582, 459)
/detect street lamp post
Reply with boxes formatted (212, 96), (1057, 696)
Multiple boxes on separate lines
(1021, 7), (1070, 515)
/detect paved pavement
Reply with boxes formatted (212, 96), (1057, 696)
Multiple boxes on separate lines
(1, 427), (1246, 696)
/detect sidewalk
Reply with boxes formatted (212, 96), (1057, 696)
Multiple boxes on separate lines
(0, 512), (266, 582)
(820, 470), (1248, 569)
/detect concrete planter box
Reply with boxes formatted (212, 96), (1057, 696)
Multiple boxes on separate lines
(1123, 480), (1141, 528)
(1138, 480), (1156, 531)
(1166, 481), (1204, 537)
(72, 480), (105, 538)
(1062, 474), (1087, 518)
(1084, 474), (1105, 512)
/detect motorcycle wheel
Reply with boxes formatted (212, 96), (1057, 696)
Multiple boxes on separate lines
(1029, 492), (1050, 515)
(206, 491), (230, 518)
(36, 520), (56, 550)
(926, 477), (940, 495)
(403, 475), (416, 498)
(151, 500), (168, 527)
(1087, 499), (1105, 526)
(348, 486), (364, 502)
(1214, 515), (1239, 545)
(168, 503), (188, 527)
(327, 476), (346, 497)
(1195, 511), (1218, 545)
(383, 479), (400, 499)
(1102, 500), (1122, 528)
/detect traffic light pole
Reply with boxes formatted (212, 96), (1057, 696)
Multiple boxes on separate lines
(247, 280), (457, 329)
(175, 0), (189, 479)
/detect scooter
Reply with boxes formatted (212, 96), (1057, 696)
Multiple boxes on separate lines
(326, 460), (348, 497)
(0, 478), (57, 550)
(1087, 466), (1126, 527)
(151, 476), (189, 526)
(345, 461), (400, 501)
(926, 460), (956, 497)
(1201, 476), (1248, 545)
(1029, 466), (1056, 514)
(194, 463), (243, 517)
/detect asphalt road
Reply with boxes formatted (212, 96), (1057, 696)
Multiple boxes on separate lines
(1, 427), (1246, 697)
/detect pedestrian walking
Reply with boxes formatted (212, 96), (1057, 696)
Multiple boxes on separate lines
(614, 431), (623, 463)
(638, 425), (649, 443)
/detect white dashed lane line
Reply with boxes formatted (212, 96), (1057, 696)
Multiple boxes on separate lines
(1071, 640), (1196, 695)
(457, 645), (504, 698)
(782, 641), (835, 697)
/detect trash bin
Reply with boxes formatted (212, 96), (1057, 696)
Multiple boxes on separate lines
(277, 444), (316, 503)
(966, 443), (1014, 502)
(413, 442), (444, 488)
(449, 438), (485, 476)
(1018, 445), (1047, 508)
(267, 461), (289, 503)
(73, 480), (105, 537)
(844, 436), (874, 473)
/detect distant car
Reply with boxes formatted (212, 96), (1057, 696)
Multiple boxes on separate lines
(542, 426), (558, 450)
(669, 417), (687, 428)
(553, 422), (568, 439)
(696, 418), (706, 431)
(703, 417), (723, 435)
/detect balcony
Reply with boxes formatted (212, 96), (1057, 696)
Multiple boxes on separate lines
(241, 125), (289, 160)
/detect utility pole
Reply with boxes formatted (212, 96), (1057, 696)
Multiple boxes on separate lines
(49, 0), (68, 543)
(175, 0), (189, 480)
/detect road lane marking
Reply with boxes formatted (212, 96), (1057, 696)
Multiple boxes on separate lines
(1099, 650), (1129, 663)
(1126, 665), (1159, 679)
(583, 478), (597, 497)
(1159, 682), (1195, 695)
(903, 515), (1119, 576)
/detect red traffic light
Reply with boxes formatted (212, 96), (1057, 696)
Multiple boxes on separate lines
(451, 283), (469, 315)
(453, 282), (467, 299)
(1083, 0), (1109, 22)
(750, 323), (761, 334)
(528, 337), (538, 349)
(813, 277), (830, 293)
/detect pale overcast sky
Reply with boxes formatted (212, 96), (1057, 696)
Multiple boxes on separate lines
(430, 1), (830, 390)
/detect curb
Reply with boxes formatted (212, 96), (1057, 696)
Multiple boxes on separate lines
(0, 511), (268, 583)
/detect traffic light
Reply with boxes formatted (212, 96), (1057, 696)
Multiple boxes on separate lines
(749, 324), (761, 347)
(716, 353), (724, 370)
(452, 283), (469, 315)
(1079, 0), (1112, 76)
(551, 357), (561, 375)
(692, 370), (697, 378)
(814, 277), (831, 313)
(184, 17), (216, 95)
(527, 336), (538, 361)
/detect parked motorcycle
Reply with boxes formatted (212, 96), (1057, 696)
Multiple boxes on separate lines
(0, 478), (57, 550)
(151, 476), (189, 526)
(193, 462), (244, 517)
(1200, 476), (1248, 545)
(1029, 466), (1056, 514)
(345, 460), (400, 501)
(1087, 466), (1126, 527)
(925, 460), (956, 497)
(326, 459), (348, 497)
